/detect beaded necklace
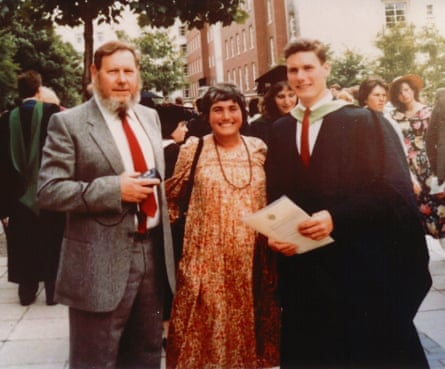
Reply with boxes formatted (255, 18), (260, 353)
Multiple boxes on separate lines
(213, 135), (252, 190)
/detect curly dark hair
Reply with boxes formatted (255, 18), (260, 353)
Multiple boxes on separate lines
(200, 83), (248, 124)
(358, 77), (388, 107)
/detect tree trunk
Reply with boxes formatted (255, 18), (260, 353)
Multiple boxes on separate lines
(82, 14), (94, 101)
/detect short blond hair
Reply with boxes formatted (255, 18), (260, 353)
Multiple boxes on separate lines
(39, 86), (60, 105)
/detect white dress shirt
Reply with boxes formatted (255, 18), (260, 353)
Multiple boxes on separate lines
(295, 91), (334, 155)
(95, 97), (160, 229)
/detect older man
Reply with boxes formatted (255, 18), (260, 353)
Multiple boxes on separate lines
(38, 41), (175, 369)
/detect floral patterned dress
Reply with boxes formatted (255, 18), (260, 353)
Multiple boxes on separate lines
(165, 135), (280, 369)
(392, 106), (445, 238)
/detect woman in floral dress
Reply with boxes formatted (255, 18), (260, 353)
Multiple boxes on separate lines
(165, 84), (280, 369)
(389, 74), (445, 242)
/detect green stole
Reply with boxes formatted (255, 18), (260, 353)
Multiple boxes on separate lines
(291, 99), (349, 123)
(9, 102), (43, 215)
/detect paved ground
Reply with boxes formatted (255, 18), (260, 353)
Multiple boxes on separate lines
(0, 225), (444, 368)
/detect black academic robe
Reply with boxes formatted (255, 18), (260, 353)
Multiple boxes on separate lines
(0, 100), (65, 284)
(266, 106), (432, 369)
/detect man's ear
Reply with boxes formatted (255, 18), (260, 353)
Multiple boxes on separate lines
(35, 86), (42, 101)
(323, 61), (332, 76)
(90, 64), (97, 82)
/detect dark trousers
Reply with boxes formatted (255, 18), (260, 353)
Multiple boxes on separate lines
(69, 235), (164, 369)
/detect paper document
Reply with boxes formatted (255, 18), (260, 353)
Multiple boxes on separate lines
(429, 176), (445, 195)
(242, 196), (334, 253)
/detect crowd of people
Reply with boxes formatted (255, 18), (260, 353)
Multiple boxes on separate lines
(0, 36), (441, 369)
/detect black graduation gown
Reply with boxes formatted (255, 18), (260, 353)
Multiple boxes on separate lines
(266, 106), (432, 369)
(250, 115), (274, 145)
(0, 100), (65, 284)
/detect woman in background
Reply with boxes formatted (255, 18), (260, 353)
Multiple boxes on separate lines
(250, 80), (297, 145)
(156, 103), (192, 179)
(389, 74), (445, 252)
(358, 77), (405, 149)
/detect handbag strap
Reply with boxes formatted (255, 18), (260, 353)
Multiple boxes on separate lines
(181, 137), (204, 213)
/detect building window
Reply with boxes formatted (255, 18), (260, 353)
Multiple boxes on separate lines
(230, 37), (235, 57)
(95, 31), (104, 44)
(427, 4), (434, 20)
(183, 64), (188, 76)
(252, 62), (257, 86)
(179, 25), (186, 36)
(180, 44), (187, 55)
(244, 64), (249, 90)
(267, 0), (273, 24)
(242, 29), (247, 51)
(288, 13), (297, 41)
(385, 2), (407, 27)
(225, 40), (229, 59)
(249, 25), (254, 49)
(270, 37), (276, 66)
(236, 33), (240, 55)
(238, 67), (242, 90)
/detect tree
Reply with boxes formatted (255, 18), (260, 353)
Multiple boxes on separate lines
(12, 24), (83, 107)
(329, 49), (370, 89)
(0, 31), (18, 109)
(133, 29), (185, 98)
(373, 22), (445, 104)
(15, 0), (246, 99)
(374, 23), (418, 83)
(0, 0), (83, 110)
(416, 25), (445, 103)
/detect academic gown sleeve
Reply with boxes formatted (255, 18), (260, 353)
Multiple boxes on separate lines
(266, 107), (431, 321)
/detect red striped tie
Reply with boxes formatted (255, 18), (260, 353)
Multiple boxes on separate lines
(300, 108), (311, 167)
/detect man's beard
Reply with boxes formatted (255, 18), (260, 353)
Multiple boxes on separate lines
(93, 82), (141, 115)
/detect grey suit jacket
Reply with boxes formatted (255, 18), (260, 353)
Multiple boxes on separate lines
(37, 98), (175, 312)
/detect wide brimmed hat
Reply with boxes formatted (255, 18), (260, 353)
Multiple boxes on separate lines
(389, 74), (424, 106)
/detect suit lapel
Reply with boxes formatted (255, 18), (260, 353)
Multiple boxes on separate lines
(86, 99), (125, 175)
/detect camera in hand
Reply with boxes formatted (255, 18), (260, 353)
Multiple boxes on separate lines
(138, 168), (162, 183)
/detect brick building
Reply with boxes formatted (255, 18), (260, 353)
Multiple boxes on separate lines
(184, 0), (294, 101)
(182, 0), (445, 102)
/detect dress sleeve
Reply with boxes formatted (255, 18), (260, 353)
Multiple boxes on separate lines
(165, 136), (200, 222)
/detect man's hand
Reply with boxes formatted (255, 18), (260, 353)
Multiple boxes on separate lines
(120, 172), (160, 203)
(268, 238), (298, 256)
(298, 210), (333, 241)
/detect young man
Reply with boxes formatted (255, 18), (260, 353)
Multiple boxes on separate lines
(266, 38), (432, 369)
(38, 41), (175, 369)
(0, 70), (64, 306)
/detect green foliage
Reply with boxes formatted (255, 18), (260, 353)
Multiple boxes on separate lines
(0, 30), (19, 109)
(0, 0), (83, 110)
(374, 23), (418, 83)
(373, 23), (445, 104)
(133, 0), (246, 29)
(329, 49), (370, 89)
(326, 23), (445, 105)
(132, 30), (185, 97)
(20, 0), (245, 99)
(416, 25), (445, 103)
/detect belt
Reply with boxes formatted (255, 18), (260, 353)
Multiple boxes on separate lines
(128, 231), (151, 242)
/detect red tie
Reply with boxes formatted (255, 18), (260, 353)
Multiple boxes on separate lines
(121, 114), (157, 232)
(300, 108), (311, 167)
